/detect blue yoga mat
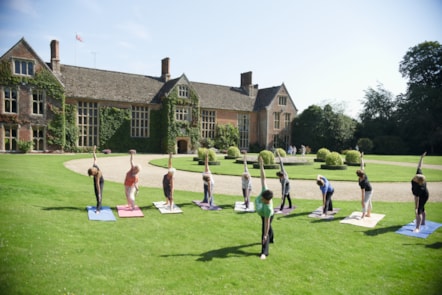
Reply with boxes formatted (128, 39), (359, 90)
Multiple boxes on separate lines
(86, 206), (116, 221)
(396, 220), (442, 238)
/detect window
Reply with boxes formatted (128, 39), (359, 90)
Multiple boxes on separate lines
(178, 85), (189, 98)
(131, 106), (149, 138)
(278, 96), (287, 106)
(175, 107), (190, 122)
(273, 134), (279, 149)
(33, 126), (45, 151)
(4, 87), (17, 113)
(32, 90), (44, 115)
(77, 102), (98, 147)
(238, 114), (249, 150)
(284, 113), (291, 128)
(4, 126), (17, 151)
(273, 112), (280, 129)
(14, 59), (34, 76)
(201, 110), (216, 139)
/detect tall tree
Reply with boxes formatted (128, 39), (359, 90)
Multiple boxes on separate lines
(292, 104), (356, 152)
(398, 41), (442, 154)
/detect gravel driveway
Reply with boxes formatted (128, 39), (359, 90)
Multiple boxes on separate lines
(64, 154), (442, 203)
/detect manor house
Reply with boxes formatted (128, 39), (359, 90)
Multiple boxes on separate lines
(0, 38), (297, 153)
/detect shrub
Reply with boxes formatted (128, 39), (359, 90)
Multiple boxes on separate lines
(357, 138), (373, 154)
(345, 150), (361, 164)
(18, 140), (33, 153)
(197, 148), (217, 161)
(316, 148), (331, 160)
(227, 146), (240, 158)
(259, 150), (275, 165)
(275, 148), (286, 157)
(325, 152), (343, 166)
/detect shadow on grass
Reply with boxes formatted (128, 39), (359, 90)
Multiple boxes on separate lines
(41, 206), (85, 211)
(403, 242), (442, 249)
(276, 211), (311, 220)
(160, 242), (260, 261)
(363, 225), (402, 236)
(309, 216), (346, 223)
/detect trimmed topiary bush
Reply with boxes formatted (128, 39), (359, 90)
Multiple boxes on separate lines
(226, 146), (240, 159)
(321, 152), (347, 170)
(316, 148), (331, 162)
(275, 148), (286, 157)
(253, 150), (278, 169)
(345, 150), (361, 165)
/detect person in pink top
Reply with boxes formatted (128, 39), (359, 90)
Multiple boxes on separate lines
(124, 150), (141, 210)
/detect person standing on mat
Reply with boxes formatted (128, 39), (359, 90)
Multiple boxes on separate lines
(255, 155), (274, 260)
(124, 150), (141, 210)
(241, 152), (252, 209)
(202, 150), (215, 207)
(163, 153), (176, 211)
(316, 174), (334, 216)
(411, 152), (429, 233)
(276, 151), (292, 213)
(356, 152), (373, 219)
(87, 145), (104, 214)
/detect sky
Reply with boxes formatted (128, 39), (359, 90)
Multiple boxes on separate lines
(1, 0), (441, 118)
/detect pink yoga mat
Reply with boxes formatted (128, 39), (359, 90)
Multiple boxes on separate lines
(116, 205), (144, 217)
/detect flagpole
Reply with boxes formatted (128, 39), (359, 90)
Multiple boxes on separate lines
(74, 32), (77, 66)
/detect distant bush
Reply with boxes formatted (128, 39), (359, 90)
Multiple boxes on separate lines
(357, 138), (373, 154)
(18, 140), (33, 153)
(325, 152), (343, 166)
(259, 150), (275, 165)
(275, 148), (286, 157)
(316, 148), (331, 161)
(227, 146), (240, 158)
(345, 150), (361, 164)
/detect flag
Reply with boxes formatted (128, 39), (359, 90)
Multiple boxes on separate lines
(76, 34), (83, 42)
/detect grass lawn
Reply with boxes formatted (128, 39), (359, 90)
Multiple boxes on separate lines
(0, 154), (441, 295)
(150, 154), (442, 182)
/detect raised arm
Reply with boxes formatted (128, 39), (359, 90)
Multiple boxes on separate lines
(417, 152), (426, 170)
(92, 145), (97, 165)
(360, 152), (365, 171)
(204, 150), (210, 173)
(129, 151), (135, 168)
(168, 152), (173, 169)
(259, 155), (267, 189)
(243, 152), (249, 173)
(276, 150), (285, 173)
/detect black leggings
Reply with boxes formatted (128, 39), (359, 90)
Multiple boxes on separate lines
(280, 193), (292, 210)
(261, 216), (274, 256)
(323, 190), (334, 214)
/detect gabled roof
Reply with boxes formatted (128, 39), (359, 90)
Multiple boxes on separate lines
(254, 86), (281, 111)
(191, 82), (256, 111)
(58, 65), (164, 104)
(0, 37), (64, 87)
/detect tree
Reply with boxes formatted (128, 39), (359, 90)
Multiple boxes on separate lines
(214, 123), (239, 151)
(292, 104), (357, 152)
(398, 41), (442, 154)
(358, 84), (403, 154)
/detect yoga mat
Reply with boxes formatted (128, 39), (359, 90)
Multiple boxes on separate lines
(274, 206), (296, 215)
(234, 201), (255, 212)
(340, 211), (385, 228)
(86, 206), (116, 221)
(192, 200), (222, 211)
(308, 206), (340, 220)
(116, 205), (144, 218)
(152, 201), (183, 214)
(395, 220), (442, 239)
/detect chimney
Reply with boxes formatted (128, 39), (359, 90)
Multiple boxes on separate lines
(161, 57), (170, 82)
(50, 40), (60, 72)
(240, 71), (253, 96)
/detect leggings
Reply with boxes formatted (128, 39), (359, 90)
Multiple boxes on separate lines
(261, 215), (274, 256)
(362, 190), (373, 213)
(323, 190), (334, 214)
(280, 193), (292, 210)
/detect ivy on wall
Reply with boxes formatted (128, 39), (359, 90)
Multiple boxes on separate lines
(0, 61), (67, 150)
(161, 87), (201, 153)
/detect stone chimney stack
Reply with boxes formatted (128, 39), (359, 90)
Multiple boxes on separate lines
(161, 57), (170, 82)
(50, 40), (60, 72)
(240, 71), (253, 96)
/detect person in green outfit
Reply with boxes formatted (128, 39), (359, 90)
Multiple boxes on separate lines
(254, 155), (274, 260)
